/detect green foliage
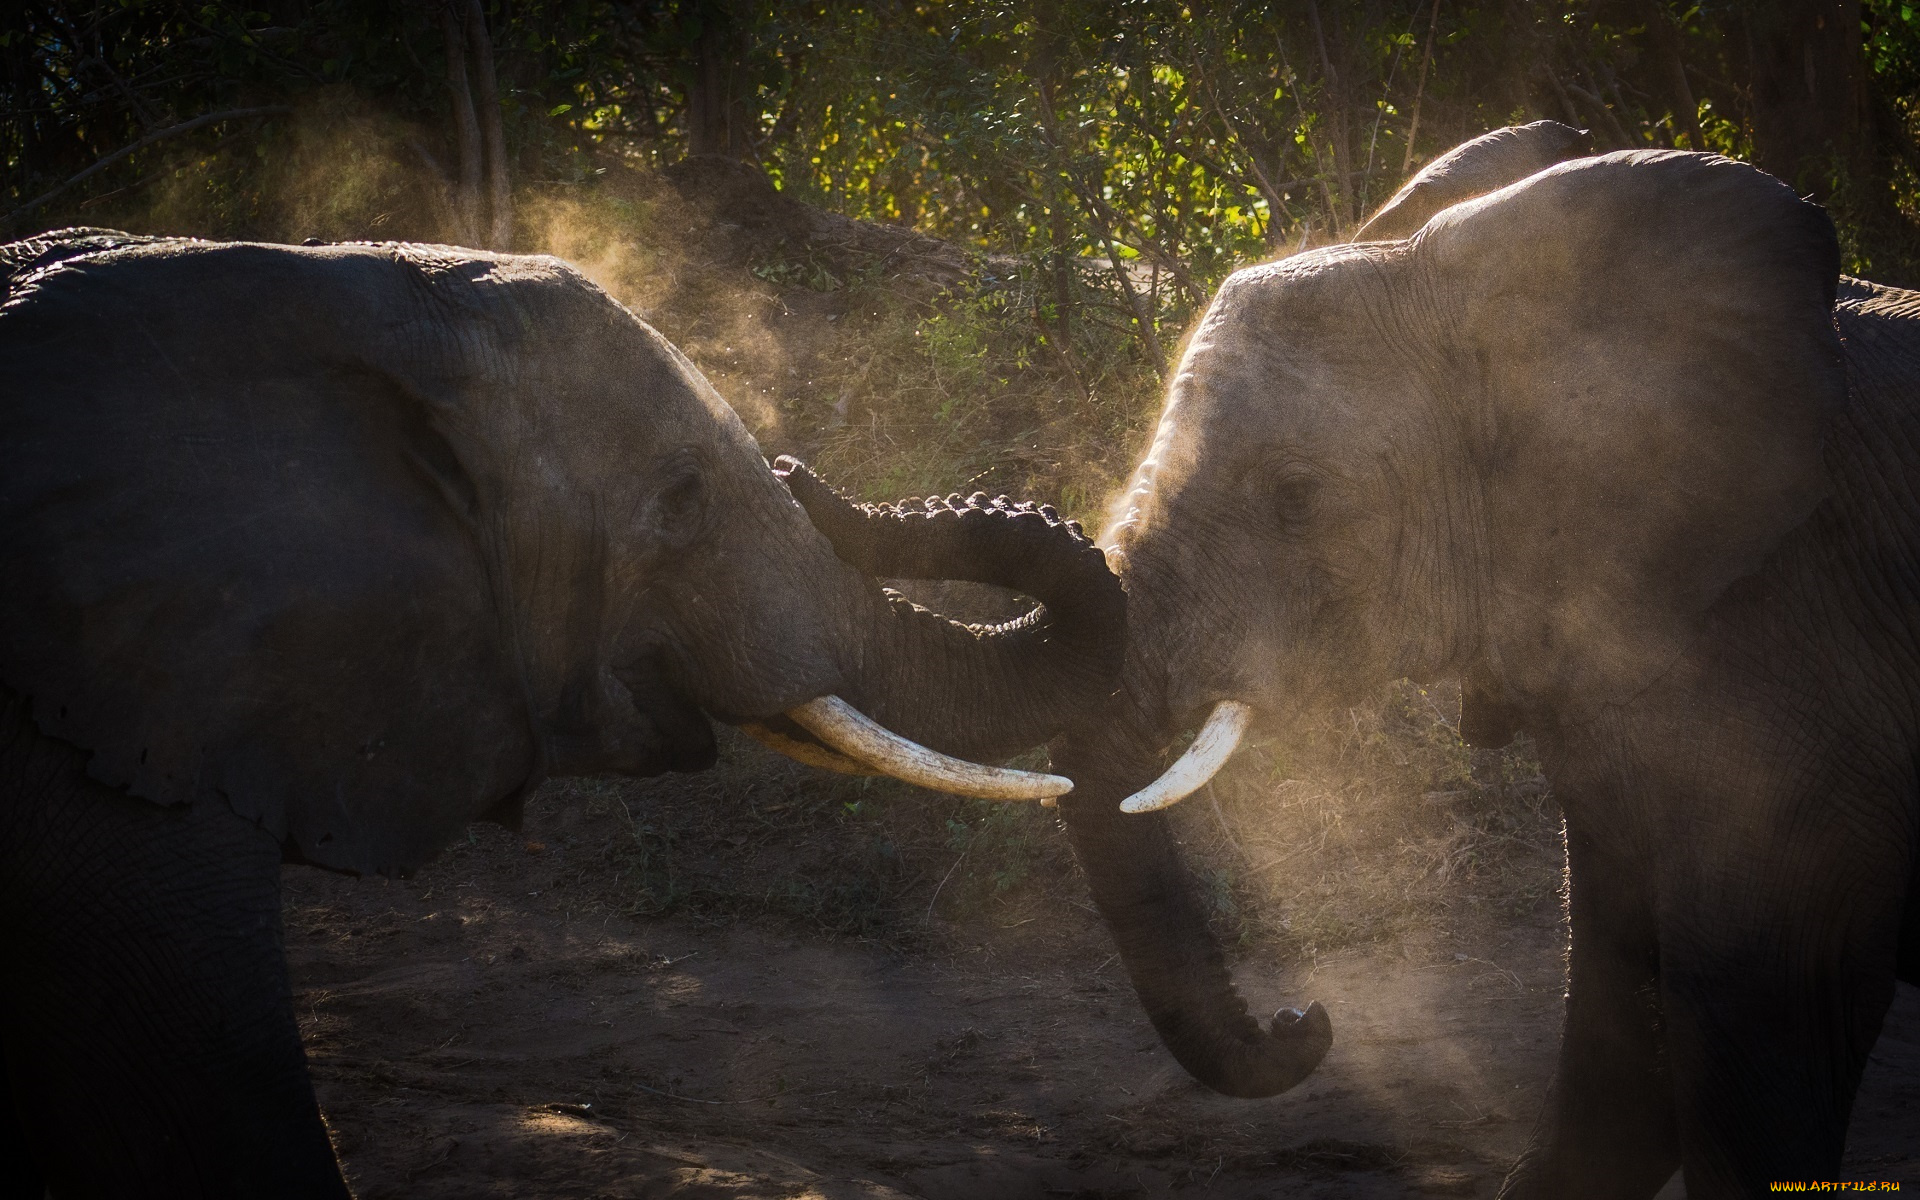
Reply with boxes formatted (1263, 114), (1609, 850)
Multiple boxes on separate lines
(1866, 0), (1920, 91)
(750, 247), (841, 290)
(14, 1), (1920, 314)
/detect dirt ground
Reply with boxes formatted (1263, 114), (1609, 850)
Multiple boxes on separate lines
(283, 738), (1919, 1200)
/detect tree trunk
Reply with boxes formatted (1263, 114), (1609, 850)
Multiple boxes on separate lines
(1088, 220), (1165, 381)
(1049, 199), (1074, 343)
(687, 2), (751, 160)
(440, 1), (483, 246)
(1306, 0), (1355, 234)
(1642, 0), (1705, 150)
(1034, 59), (1076, 346)
(464, 0), (513, 251)
(1402, 0), (1441, 173)
(1737, 0), (1864, 200)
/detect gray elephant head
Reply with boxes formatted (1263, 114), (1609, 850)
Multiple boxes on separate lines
(1053, 150), (1844, 1097)
(0, 230), (1123, 877)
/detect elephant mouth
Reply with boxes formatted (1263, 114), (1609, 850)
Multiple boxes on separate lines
(1118, 699), (1254, 814)
(737, 696), (1073, 802)
(737, 711), (880, 776)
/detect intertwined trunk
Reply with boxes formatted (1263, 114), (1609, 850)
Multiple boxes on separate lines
(786, 455), (1327, 1095)
(778, 459), (1123, 760)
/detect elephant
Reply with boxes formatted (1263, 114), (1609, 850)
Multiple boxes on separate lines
(1044, 146), (1920, 1198)
(0, 229), (1123, 1197)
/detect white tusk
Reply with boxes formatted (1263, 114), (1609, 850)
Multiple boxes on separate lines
(1120, 701), (1253, 814)
(738, 721), (880, 776)
(785, 695), (1072, 801)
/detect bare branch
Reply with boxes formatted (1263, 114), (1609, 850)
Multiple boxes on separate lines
(1360, 2), (1424, 210)
(1305, 0), (1354, 232)
(1643, 0), (1704, 148)
(1085, 220), (1166, 381)
(1402, 0), (1442, 174)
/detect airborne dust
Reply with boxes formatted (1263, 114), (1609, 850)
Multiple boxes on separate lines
(60, 93), (1918, 1196)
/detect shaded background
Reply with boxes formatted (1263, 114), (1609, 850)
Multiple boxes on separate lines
(9, 0), (1920, 512)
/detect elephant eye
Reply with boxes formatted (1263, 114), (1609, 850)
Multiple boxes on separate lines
(1270, 472), (1321, 533)
(651, 458), (710, 547)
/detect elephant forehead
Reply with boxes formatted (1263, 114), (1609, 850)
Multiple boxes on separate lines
(1214, 243), (1399, 320)
(490, 319), (766, 481)
(397, 249), (757, 465)
(1195, 251), (1415, 384)
(616, 315), (770, 465)
(1172, 330), (1391, 461)
(1103, 249), (1417, 546)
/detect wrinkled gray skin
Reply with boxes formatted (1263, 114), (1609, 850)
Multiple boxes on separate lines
(0, 231), (1120, 1198)
(1057, 148), (1920, 1198)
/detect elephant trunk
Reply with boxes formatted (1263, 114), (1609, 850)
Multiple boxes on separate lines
(775, 458), (1124, 762)
(779, 457), (1326, 1093)
(1052, 698), (1331, 1099)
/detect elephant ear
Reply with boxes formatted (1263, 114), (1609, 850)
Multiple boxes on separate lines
(1418, 151), (1844, 716)
(0, 241), (541, 875)
(1356, 121), (1592, 241)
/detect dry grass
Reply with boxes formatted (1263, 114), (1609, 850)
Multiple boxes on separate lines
(1162, 681), (1565, 962)
(529, 681), (1565, 968)
(531, 728), (1075, 945)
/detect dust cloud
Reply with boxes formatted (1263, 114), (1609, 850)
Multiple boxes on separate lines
(60, 89), (1161, 512)
(78, 90), (820, 445)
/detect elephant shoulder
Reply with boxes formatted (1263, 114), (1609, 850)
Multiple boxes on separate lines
(0, 228), (190, 304)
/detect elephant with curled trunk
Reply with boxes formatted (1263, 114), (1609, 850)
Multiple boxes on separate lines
(1044, 148), (1920, 1197)
(0, 230), (1122, 1197)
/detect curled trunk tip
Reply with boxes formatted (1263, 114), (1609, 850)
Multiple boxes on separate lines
(1166, 999), (1333, 1098)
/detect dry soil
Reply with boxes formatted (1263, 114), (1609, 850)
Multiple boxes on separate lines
(285, 757), (1919, 1199)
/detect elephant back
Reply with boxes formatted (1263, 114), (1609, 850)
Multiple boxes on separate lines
(0, 228), (184, 303)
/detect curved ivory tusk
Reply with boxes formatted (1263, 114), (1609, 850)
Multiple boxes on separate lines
(1120, 701), (1253, 814)
(739, 721), (880, 776)
(785, 695), (1073, 801)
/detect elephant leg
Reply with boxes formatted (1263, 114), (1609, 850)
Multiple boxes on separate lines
(0, 693), (349, 1199)
(1656, 898), (1900, 1196)
(1499, 818), (1679, 1200)
(1899, 848), (1920, 986)
(0, 1039), (47, 1200)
